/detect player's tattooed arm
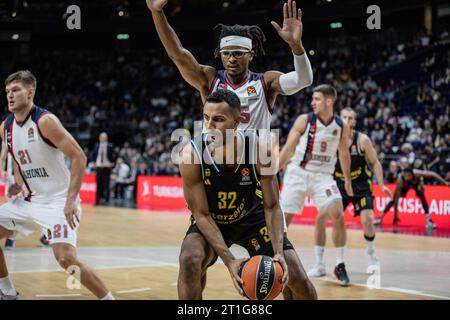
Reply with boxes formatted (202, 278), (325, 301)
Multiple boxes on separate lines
(278, 114), (307, 170)
(179, 144), (248, 296)
(146, 0), (216, 100)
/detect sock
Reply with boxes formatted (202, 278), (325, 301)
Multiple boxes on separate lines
(314, 246), (325, 265)
(100, 291), (115, 300)
(364, 234), (376, 254)
(0, 276), (17, 295)
(335, 247), (345, 266)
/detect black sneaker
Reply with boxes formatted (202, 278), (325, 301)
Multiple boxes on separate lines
(332, 263), (350, 286)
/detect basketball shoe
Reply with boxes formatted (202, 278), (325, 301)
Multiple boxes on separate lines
(332, 263), (350, 286)
(307, 263), (326, 278)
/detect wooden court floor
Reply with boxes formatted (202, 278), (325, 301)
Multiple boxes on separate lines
(3, 205), (450, 300)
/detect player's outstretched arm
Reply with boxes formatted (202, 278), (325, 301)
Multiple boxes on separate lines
(361, 134), (392, 197)
(146, 0), (216, 98)
(338, 122), (354, 196)
(413, 169), (449, 186)
(179, 144), (248, 296)
(257, 140), (289, 288)
(265, 0), (313, 99)
(38, 114), (86, 229)
(278, 114), (307, 170)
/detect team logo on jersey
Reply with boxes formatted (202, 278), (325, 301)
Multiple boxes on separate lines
(247, 86), (257, 96)
(251, 238), (261, 251)
(205, 168), (211, 177)
(28, 127), (35, 142)
(240, 167), (251, 184)
(332, 129), (338, 136)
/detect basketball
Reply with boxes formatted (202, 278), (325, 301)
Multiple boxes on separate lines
(239, 255), (284, 300)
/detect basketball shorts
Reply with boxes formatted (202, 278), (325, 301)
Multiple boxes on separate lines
(280, 164), (342, 214)
(341, 193), (374, 217)
(0, 197), (81, 247)
(186, 217), (294, 267)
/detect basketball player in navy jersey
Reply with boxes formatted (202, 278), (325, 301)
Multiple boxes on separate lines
(178, 89), (316, 300)
(279, 84), (353, 285)
(0, 70), (114, 300)
(146, 0), (313, 131)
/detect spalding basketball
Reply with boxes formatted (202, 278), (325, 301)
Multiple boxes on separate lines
(239, 255), (283, 300)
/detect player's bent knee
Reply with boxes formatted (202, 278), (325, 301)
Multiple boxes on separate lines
(0, 226), (13, 240)
(56, 253), (77, 270)
(179, 250), (205, 277)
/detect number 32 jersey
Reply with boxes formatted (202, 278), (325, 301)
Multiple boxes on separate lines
(290, 112), (343, 175)
(208, 70), (272, 131)
(4, 106), (71, 204)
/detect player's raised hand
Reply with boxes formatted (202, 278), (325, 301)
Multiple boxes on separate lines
(271, 0), (304, 47)
(64, 200), (80, 230)
(226, 257), (249, 296)
(146, 0), (168, 12)
(272, 253), (289, 290)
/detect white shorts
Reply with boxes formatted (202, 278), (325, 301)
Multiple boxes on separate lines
(280, 164), (342, 215)
(0, 198), (81, 247)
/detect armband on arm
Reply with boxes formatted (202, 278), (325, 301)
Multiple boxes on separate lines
(279, 52), (313, 95)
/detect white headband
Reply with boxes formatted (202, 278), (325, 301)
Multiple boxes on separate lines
(220, 36), (252, 50)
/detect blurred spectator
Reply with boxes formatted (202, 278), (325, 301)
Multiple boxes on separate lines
(386, 160), (400, 183)
(91, 132), (117, 205)
(113, 157), (131, 202)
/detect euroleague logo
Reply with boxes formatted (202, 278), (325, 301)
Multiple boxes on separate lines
(247, 85), (257, 96)
(240, 167), (251, 185)
(28, 127), (35, 142)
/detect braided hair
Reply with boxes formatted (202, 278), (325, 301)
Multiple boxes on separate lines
(213, 24), (266, 58)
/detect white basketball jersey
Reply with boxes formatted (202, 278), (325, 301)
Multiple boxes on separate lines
(209, 70), (272, 130)
(291, 112), (343, 174)
(4, 106), (71, 204)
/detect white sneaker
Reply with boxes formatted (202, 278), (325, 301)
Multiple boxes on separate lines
(0, 289), (20, 300)
(307, 264), (326, 278)
(365, 249), (380, 274)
